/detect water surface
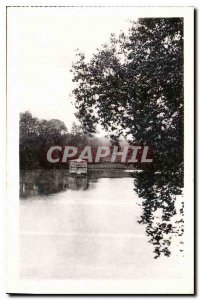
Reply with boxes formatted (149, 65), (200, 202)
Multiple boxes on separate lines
(20, 170), (184, 279)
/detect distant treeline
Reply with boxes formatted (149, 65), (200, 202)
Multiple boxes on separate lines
(19, 111), (101, 170)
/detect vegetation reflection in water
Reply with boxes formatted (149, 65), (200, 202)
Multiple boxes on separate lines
(20, 169), (183, 259)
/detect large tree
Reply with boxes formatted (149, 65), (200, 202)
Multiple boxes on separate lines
(71, 18), (183, 172)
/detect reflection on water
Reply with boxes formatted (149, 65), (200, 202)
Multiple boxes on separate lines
(134, 170), (184, 258)
(20, 170), (89, 197)
(20, 169), (183, 264)
(20, 169), (131, 197)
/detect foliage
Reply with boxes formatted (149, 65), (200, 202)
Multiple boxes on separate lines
(134, 170), (184, 258)
(19, 111), (88, 170)
(71, 18), (184, 172)
(71, 18), (184, 258)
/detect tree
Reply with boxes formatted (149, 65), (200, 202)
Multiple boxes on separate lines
(71, 121), (83, 135)
(71, 18), (183, 173)
(38, 119), (68, 145)
(69, 121), (88, 147)
(20, 111), (41, 169)
(71, 19), (184, 258)
(20, 111), (40, 140)
(19, 112), (69, 169)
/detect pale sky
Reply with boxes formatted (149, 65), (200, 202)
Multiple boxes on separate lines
(7, 7), (133, 133)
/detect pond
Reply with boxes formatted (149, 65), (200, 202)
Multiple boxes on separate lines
(20, 169), (184, 280)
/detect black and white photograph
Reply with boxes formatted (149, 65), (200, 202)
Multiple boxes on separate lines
(5, 5), (194, 295)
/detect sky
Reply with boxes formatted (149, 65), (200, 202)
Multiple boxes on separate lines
(7, 7), (133, 134)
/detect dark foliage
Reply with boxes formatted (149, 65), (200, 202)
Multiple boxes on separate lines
(71, 18), (184, 257)
(71, 18), (184, 173)
(19, 112), (88, 170)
